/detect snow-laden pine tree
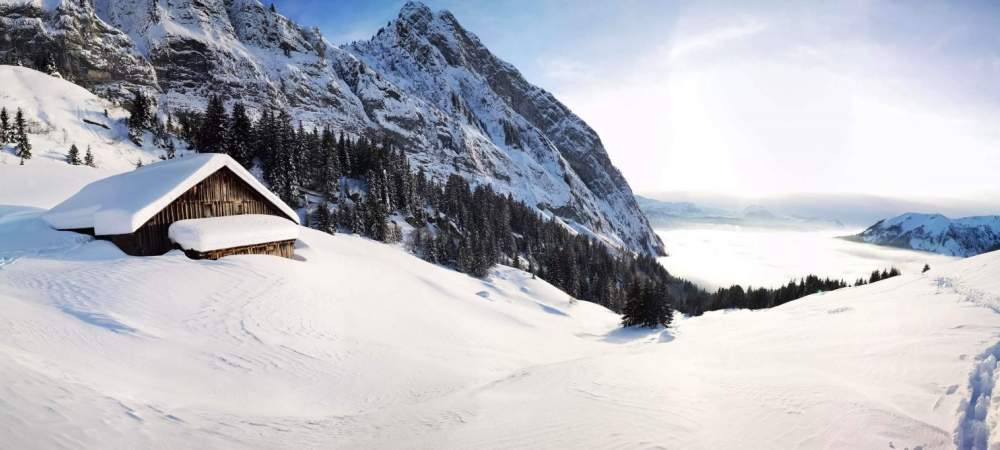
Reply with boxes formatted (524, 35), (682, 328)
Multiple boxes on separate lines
(84, 146), (95, 167)
(621, 279), (673, 328)
(127, 91), (149, 145)
(66, 144), (81, 165)
(0, 107), (9, 143)
(310, 202), (333, 234)
(225, 102), (253, 167)
(197, 95), (227, 153)
(14, 108), (31, 163)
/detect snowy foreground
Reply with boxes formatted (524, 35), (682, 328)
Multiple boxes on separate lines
(1, 200), (1000, 449)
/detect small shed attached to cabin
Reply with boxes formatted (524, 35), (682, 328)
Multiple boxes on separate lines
(43, 153), (301, 259)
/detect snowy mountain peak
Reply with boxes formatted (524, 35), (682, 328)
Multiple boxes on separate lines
(398, 1), (434, 22)
(351, 3), (664, 254)
(880, 212), (950, 232)
(0, 0), (665, 256)
(855, 212), (1000, 257)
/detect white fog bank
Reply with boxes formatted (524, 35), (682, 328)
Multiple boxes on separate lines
(656, 226), (957, 290)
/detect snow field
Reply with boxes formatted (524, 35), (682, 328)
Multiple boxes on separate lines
(2, 198), (1000, 448)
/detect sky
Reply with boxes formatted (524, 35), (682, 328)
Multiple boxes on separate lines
(275, 0), (1000, 200)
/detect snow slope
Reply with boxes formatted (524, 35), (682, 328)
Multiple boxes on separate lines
(855, 212), (1000, 257)
(3, 179), (1000, 448)
(0, 65), (163, 171)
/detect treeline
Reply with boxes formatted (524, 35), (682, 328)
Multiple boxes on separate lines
(64, 144), (96, 167)
(166, 96), (676, 328)
(675, 268), (901, 315)
(0, 106), (32, 164)
(854, 267), (902, 287)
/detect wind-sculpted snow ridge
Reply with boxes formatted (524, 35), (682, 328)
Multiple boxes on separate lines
(3, 172), (1000, 448)
(0, 0), (664, 256)
(854, 212), (1000, 257)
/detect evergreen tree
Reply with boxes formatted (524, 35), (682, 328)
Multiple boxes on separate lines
(127, 90), (149, 144)
(320, 128), (341, 199)
(0, 107), (9, 143)
(622, 280), (673, 328)
(84, 146), (96, 167)
(621, 280), (646, 327)
(254, 109), (278, 174)
(310, 202), (334, 234)
(266, 109), (302, 206)
(197, 95), (227, 153)
(225, 102), (253, 167)
(39, 53), (58, 76)
(337, 132), (352, 175)
(66, 144), (81, 165)
(14, 108), (31, 163)
(164, 139), (177, 159)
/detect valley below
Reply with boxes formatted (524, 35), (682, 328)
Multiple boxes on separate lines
(656, 225), (957, 290)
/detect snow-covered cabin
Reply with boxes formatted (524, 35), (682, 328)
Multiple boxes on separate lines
(44, 154), (300, 259)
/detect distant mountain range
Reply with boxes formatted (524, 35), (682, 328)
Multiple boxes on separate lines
(635, 195), (844, 230)
(640, 191), (1000, 228)
(850, 213), (1000, 257)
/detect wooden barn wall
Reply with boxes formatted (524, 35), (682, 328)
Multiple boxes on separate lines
(184, 240), (296, 260)
(110, 167), (291, 256)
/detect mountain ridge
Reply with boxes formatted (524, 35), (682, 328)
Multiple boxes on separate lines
(0, 0), (664, 256)
(852, 212), (1000, 257)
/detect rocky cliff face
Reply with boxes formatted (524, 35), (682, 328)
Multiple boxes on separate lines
(0, 0), (664, 256)
(854, 213), (1000, 257)
(0, 0), (156, 101)
(347, 2), (662, 255)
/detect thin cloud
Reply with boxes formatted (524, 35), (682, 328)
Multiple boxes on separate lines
(668, 19), (768, 61)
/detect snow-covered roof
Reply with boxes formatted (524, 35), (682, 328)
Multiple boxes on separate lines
(168, 215), (300, 252)
(43, 154), (300, 235)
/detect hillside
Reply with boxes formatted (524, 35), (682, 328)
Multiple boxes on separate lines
(854, 212), (1000, 257)
(2, 167), (1000, 448)
(0, 0), (663, 256)
(0, 65), (163, 171)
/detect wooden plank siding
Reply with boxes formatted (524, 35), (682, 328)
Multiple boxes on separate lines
(106, 166), (294, 257)
(182, 240), (296, 260)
